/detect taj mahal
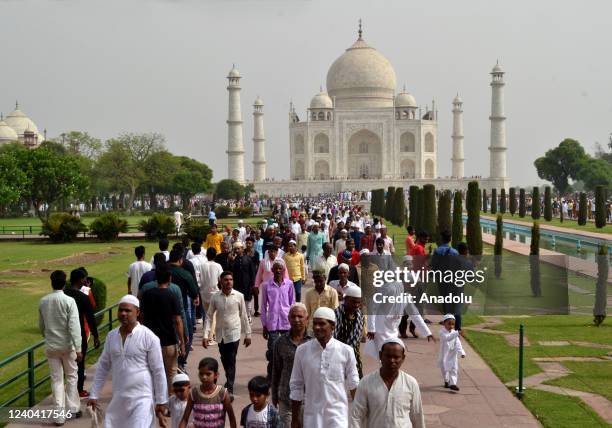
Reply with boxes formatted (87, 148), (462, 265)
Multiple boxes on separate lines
(230, 24), (510, 196)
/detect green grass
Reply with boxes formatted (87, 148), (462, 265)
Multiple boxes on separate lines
(546, 361), (612, 402)
(522, 388), (610, 428)
(0, 215), (150, 228)
(481, 211), (612, 234)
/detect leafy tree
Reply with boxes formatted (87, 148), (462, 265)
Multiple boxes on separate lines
(466, 181), (482, 255)
(422, 184), (437, 240)
(142, 151), (179, 209)
(500, 188), (507, 214)
(509, 187), (516, 216)
(534, 138), (588, 194)
(0, 150), (28, 208)
(491, 188), (497, 214)
(519, 188), (526, 217)
(408, 186), (419, 227)
(531, 187), (541, 220)
(543, 186), (552, 221)
(578, 192), (587, 225)
(53, 131), (102, 159)
(171, 157), (213, 210)
(215, 179), (244, 200)
(579, 158), (612, 191)
(482, 189), (488, 212)
(437, 190), (452, 243)
(451, 191), (463, 248)
(595, 185), (606, 228)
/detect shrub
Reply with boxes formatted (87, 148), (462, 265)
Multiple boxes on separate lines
(494, 214), (503, 278)
(408, 186), (419, 228)
(234, 206), (253, 218)
(491, 188), (498, 214)
(543, 186), (552, 221)
(183, 219), (211, 242)
(509, 187), (517, 216)
(437, 190), (452, 244)
(482, 189), (488, 213)
(500, 188), (507, 214)
(89, 276), (107, 326)
(466, 181), (482, 255)
(89, 213), (128, 241)
(451, 191), (463, 248)
(214, 205), (231, 219)
(384, 186), (396, 221)
(423, 184), (437, 240)
(393, 187), (405, 226)
(595, 185), (606, 228)
(531, 187), (541, 220)
(41, 212), (87, 243)
(519, 188), (526, 217)
(138, 213), (176, 240)
(578, 192), (587, 225)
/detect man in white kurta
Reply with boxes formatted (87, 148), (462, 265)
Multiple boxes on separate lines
(289, 307), (359, 428)
(365, 280), (433, 360)
(350, 339), (425, 428)
(89, 295), (168, 428)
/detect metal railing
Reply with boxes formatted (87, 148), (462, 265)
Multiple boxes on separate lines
(0, 303), (119, 409)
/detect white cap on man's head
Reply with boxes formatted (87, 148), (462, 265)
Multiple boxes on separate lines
(338, 263), (350, 272)
(313, 306), (336, 323)
(359, 249), (370, 255)
(442, 314), (456, 322)
(380, 337), (406, 351)
(119, 294), (140, 308)
(233, 241), (244, 249)
(344, 286), (362, 298)
(374, 224), (381, 230)
(172, 373), (190, 385)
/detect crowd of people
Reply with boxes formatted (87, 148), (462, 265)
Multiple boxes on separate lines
(38, 196), (474, 427)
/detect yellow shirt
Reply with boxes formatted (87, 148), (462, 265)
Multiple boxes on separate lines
(283, 252), (305, 281)
(304, 285), (339, 329)
(205, 232), (223, 254)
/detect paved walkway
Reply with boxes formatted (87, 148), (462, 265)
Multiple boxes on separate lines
(10, 316), (539, 427)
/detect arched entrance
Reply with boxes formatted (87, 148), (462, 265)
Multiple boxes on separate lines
(347, 129), (382, 179)
(314, 160), (330, 179)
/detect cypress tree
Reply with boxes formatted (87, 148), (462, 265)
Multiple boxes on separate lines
(416, 188), (425, 232)
(451, 191), (463, 248)
(544, 186), (552, 221)
(466, 181), (483, 255)
(519, 188), (526, 217)
(509, 187), (517, 216)
(500, 188), (507, 214)
(384, 186), (395, 221)
(531, 187), (541, 220)
(370, 190), (378, 216)
(408, 185), (419, 228)
(593, 244), (608, 326)
(560, 202), (564, 223)
(482, 189), (488, 213)
(530, 222), (541, 296)
(423, 184), (437, 239)
(494, 214), (503, 278)
(394, 187), (405, 226)
(595, 185), (606, 228)
(437, 190), (452, 243)
(578, 192), (587, 226)
(491, 188), (498, 214)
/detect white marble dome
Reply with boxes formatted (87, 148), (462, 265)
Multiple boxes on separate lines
(326, 37), (397, 108)
(228, 67), (240, 78)
(4, 107), (39, 137)
(395, 91), (417, 108)
(0, 117), (19, 143)
(254, 96), (263, 106)
(310, 91), (333, 109)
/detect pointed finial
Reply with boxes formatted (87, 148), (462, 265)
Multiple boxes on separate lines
(320, 85), (323, 92)
(496, 59), (499, 65)
(358, 19), (362, 39)
(15, 100), (19, 110)
(403, 84), (406, 92)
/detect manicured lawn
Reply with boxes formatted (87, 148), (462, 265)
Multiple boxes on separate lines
(546, 361), (612, 402)
(0, 215), (150, 228)
(481, 211), (612, 235)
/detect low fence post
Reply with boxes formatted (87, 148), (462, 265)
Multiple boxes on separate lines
(516, 323), (525, 399)
(27, 350), (35, 407)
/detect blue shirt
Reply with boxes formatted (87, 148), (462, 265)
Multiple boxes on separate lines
(433, 243), (458, 256)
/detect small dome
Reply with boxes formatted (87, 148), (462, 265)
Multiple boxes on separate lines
(453, 94), (462, 104)
(491, 62), (503, 73)
(228, 66), (240, 78)
(4, 107), (39, 137)
(254, 96), (264, 106)
(310, 91), (333, 109)
(0, 118), (19, 142)
(395, 91), (417, 108)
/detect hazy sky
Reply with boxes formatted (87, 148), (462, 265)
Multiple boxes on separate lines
(1, 0), (611, 186)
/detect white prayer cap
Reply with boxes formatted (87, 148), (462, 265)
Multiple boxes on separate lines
(338, 263), (350, 272)
(233, 241), (244, 249)
(344, 286), (361, 298)
(237, 219), (244, 224)
(365, 223), (372, 228)
(172, 373), (190, 385)
(380, 337), (406, 351)
(403, 255), (413, 262)
(359, 249), (370, 255)
(266, 225), (274, 230)
(119, 294), (139, 308)
(374, 224), (381, 230)
(288, 239), (297, 245)
(273, 223), (279, 228)
(313, 306), (336, 323)
(442, 314), (456, 322)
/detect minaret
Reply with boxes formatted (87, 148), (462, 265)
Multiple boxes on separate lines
(252, 97), (266, 181)
(451, 94), (465, 178)
(489, 61), (507, 178)
(226, 65), (245, 184)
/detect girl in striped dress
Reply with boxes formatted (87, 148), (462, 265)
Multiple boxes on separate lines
(180, 358), (237, 428)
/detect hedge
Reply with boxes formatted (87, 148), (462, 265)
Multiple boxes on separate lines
(139, 213), (176, 240)
(384, 186), (396, 221)
(89, 213), (128, 241)
(41, 213), (87, 243)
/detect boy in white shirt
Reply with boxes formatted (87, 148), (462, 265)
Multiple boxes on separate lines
(438, 314), (466, 391)
(169, 373), (193, 428)
(127, 245), (152, 296)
